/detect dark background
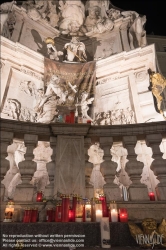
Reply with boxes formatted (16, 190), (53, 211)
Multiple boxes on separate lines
(1, 0), (165, 36)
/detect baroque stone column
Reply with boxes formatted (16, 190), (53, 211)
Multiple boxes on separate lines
(123, 136), (149, 200)
(146, 134), (166, 200)
(84, 138), (93, 199)
(45, 137), (57, 199)
(15, 134), (38, 201)
(0, 132), (13, 201)
(100, 137), (122, 201)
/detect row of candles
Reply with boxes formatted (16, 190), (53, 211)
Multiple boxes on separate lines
(23, 193), (128, 223)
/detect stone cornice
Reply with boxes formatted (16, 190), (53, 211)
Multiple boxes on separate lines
(0, 118), (165, 141)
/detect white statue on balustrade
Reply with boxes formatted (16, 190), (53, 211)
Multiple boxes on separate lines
(75, 92), (94, 121)
(121, 11), (147, 49)
(2, 141), (25, 199)
(88, 143), (105, 196)
(30, 141), (52, 194)
(59, 0), (85, 35)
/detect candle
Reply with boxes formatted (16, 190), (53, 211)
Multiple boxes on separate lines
(75, 198), (83, 222)
(95, 201), (103, 222)
(65, 114), (71, 123)
(55, 204), (62, 222)
(99, 195), (108, 217)
(23, 208), (32, 223)
(85, 202), (92, 222)
(4, 201), (15, 222)
(111, 209), (118, 222)
(68, 207), (74, 222)
(61, 195), (69, 222)
(30, 208), (38, 223)
(100, 217), (111, 248)
(46, 208), (53, 222)
(36, 191), (43, 202)
(70, 111), (75, 124)
(149, 192), (155, 201)
(72, 195), (78, 222)
(119, 208), (128, 222)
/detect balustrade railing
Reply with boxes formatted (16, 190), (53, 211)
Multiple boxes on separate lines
(0, 118), (166, 202)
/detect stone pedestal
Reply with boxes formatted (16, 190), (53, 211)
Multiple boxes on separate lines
(55, 135), (85, 197)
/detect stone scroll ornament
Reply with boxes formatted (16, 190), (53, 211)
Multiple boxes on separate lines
(148, 69), (166, 120)
(44, 57), (96, 119)
(128, 218), (166, 249)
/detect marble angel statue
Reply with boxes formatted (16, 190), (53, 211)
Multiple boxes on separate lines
(88, 143), (106, 196)
(75, 92), (94, 121)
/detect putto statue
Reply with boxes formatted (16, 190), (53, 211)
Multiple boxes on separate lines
(75, 92), (94, 121)
(63, 37), (87, 63)
(45, 37), (63, 61)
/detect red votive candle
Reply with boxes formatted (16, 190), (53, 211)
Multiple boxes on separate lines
(23, 208), (32, 223)
(149, 192), (155, 201)
(119, 208), (128, 222)
(65, 115), (71, 123)
(68, 207), (74, 222)
(61, 195), (69, 222)
(87, 120), (91, 124)
(31, 208), (38, 223)
(55, 204), (62, 222)
(99, 196), (108, 217)
(36, 191), (43, 202)
(70, 111), (75, 124)
(72, 195), (78, 222)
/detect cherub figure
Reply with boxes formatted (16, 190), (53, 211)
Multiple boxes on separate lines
(45, 37), (63, 61)
(76, 92), (94, 121)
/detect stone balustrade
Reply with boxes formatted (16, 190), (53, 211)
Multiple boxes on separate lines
(0, 118), (166, 203)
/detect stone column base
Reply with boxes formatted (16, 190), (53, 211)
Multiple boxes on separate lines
(14, 184), (34, 201)
(156, 185), (166, 200)
(128, 184), (149, 201)
(104, 185), (122, 201)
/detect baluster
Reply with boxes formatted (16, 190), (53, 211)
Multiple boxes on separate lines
(84, 138), (93, 199)
(123, 136), (149, 200)
(15, 134), (38, 201)
(100, 137), (122, 201)
(45, 137), (57, 199)
(0, 132), (13, 201)
(146, 134), (166, 200)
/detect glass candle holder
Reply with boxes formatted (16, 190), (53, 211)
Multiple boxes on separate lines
(46, 208), (53, 222)
(72, 195), (78, 222)
(31, 208), (38, 223)
(36, 191), (43, 202)
(23, 208), (32, 223)
(55, 204), (62, 222)
(85, 201), (92, 222)
(4, 201), (15, 222)
(95, 202), (103, 222)
(65, 115), (71, 123)
(75, 198), (83, 222)
(110, 209), (118, 222)
(68, 207), (74, 222)
(119, 208), (128, 222)
(149, 192), (155, 201)
(99, 195), (108, 217)
(70, 111), (75, 124)
(61, 195), (69, 222)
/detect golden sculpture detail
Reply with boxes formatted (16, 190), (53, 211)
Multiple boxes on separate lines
(128, 218), (166, 248)
(148, 69), (166, 120)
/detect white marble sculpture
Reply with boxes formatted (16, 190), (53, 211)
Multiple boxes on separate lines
(7, 99), (21, 120)
(88, 143), (105, 193)
(121, 11), (147, 49)
(59, 0), (85, 36)
(75, 92), (94, 121)
(45, 37), (63, 61)
(63, 37), (87, 63)
(0, 1), (16, 13)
